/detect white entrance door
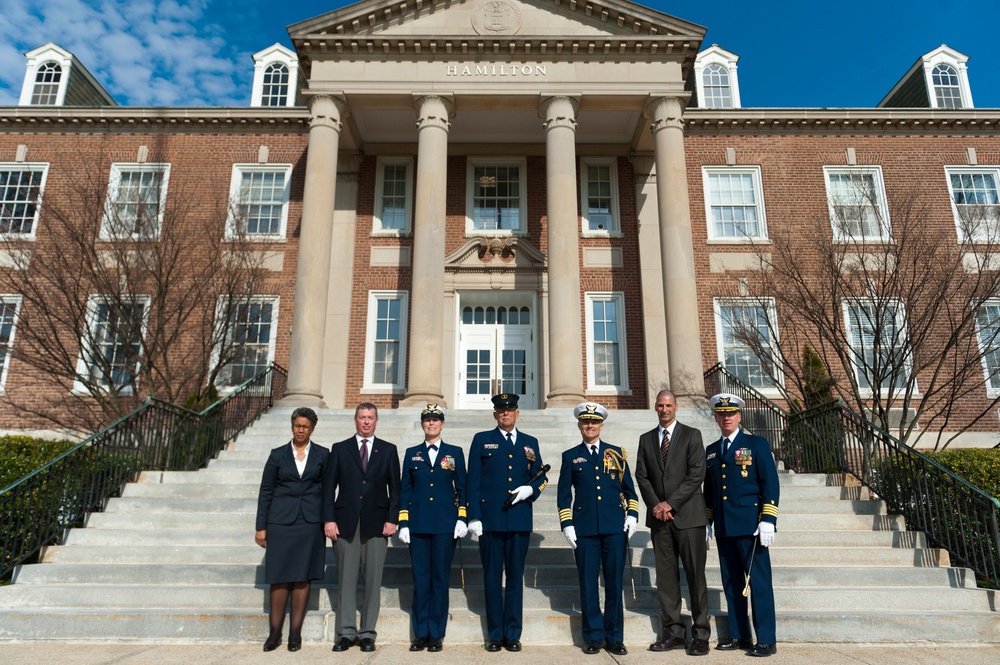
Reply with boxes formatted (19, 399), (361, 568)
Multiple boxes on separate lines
(457, 303), (536, 408)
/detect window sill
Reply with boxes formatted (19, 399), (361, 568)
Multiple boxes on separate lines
(370, 230), (411, 238)
(223, 235), (288, 243)
(360, 387), (406, 395)
(464, 229), (525, 238)
(582, 231), (624, 239)
(586, 388), (632, 396)
(706, 238), (770, 245)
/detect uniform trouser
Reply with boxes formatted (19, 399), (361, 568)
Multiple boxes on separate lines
(651, 521), (711, 640)
(478, 531), (530, 641)
(717, 534), (776, 644)
(574, 531), (627, 644)
(333, 533), (388, 641)
(409, 532), (456, 639)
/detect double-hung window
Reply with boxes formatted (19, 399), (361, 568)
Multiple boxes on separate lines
(580, 158), (619, 234)
(0, 164), (47, 237)
(585, 292), (628, 392)
(824, 166), (891, 242)
(976, 300), (1000, 396)
(215, 297), (279, 388)
(0, 295), (21, 391)
(228, 165), (292, 239)
(702, 64), (733, 109)
(945, 167), (1000, 242)
(703, 166), (767, 241)
(467, 159), (526, 233)
(260, 63), (289, 107)
(102, 164), (170, 240)
(76, 295), (149, 393)
(373, 158), (413, 235)
(844, 299), (910, 394)
(363, 291), (409, 391)
(714, 298), (781, 392)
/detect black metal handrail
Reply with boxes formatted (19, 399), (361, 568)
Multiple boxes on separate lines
(704, 363), (1000, 588)
(0, 364), (287, 581)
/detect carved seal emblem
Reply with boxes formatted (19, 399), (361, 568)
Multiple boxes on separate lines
(472, 0), (522, 36)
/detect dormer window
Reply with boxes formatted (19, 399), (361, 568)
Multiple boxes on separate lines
(693, 45), (741, 109)
(31, 62), (62, 105)
(250, 44), (300, 108)
(931, 64), (963, 108)
(261, 63), (289, 107)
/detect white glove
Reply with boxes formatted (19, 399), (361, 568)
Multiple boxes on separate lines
(562, 525), (577, 550)
(755, 522), (775, 548)
(623, 516), (637, 539)
(510, 485), (533, 505)
(706, 523), (713, 548)
(399, 527), (411, 544)
(468, 519), (483, 537)
(453, 521), (468, 539)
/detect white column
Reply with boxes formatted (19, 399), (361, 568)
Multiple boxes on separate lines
(401, 94), (452, 406)
(541, 95), (585, 407)
(647, 96), (706, 402)
(282, 94), (346, 406)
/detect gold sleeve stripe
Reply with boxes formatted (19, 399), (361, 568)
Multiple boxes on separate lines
(627, 500), (640, 512)
(538, 480), (548, 493)
(558, 509), (573, 520)
(706, 509), (714, 520)
(761, 505), (779, 517)
(458, 507), (468, 518)
(398, 510), (409, 521)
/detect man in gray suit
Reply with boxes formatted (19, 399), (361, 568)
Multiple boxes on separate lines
(634, 389), (710, 656)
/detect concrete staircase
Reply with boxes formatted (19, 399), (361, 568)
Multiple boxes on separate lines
(0, 407), (996, 644)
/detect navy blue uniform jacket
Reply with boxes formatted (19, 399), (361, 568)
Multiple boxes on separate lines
(557, 441), (639, 536)
(256, 442), (330, 530)
(467, 428), (547, 531)
(399, 442), (468, 534)
(703, 429), (780, 538)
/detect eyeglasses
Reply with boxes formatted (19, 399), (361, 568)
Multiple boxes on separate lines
(292, 424), (313, 430)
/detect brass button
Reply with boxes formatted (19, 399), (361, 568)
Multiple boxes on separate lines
(508, 466), (513, 470)
(722, 496), (727, 501)
(508, 478), (512, 482)
(597, 486), (602, 490)
(598, 496), (602, 501)
(722, 464), (726, 468)
(430, 497), (434, 501)
(722, 486), (726, 490)
(509, 454), (513, 459)
(430, 483), (435, 487)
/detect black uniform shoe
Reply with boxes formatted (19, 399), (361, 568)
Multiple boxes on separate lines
(504, 639), (522, 652)
(583, 641), (601, 655)
(428, 638), (443, 652)
(485, 641), (503, 652)
(748, 643), (777, 657)
(410, 638), (428, 651)
(715, 638), (753, 651)
(607, 642), (628, 656)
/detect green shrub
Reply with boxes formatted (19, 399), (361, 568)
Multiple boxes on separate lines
(0, 436), (77, 490)
(926, 449), (1000, 501)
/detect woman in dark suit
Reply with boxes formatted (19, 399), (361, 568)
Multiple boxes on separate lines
(255, 407), (329, 652)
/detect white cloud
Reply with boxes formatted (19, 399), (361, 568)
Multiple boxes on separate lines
(0, 0), (250, 107)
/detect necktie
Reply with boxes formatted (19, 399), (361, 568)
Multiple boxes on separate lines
(506, 432), (513, 447)
(590, 444), (598, 458)
(360, 439), (369, 472)
(722, 437), (730, 456)
(660, 429), (670, 465)
(428, 444), (438, 465)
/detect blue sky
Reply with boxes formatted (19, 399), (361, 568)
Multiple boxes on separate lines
(2, 0), (998, 108)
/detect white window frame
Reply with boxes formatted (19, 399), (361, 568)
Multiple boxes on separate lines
(363, 290), (409, 392)
(74, 294), (150, 395)
(101, 163), (170, 240)
(580, 157), (621, 236)
(823, 166), (892, 242)
(703, 166), (768, 242)
(212, 295), (280, 390)
(843, 298), (912, 397)
(713, 298), (783, 395)
(466, 157), (527, 236)
(226, 164), (292, 240)
(250, 44), (300, 108)
(0, 163), (49, 239)
(944, 166), (1000, 243)
(920, 46), (973, 110)
(0, 295), (22, 392)
(584, 292), (629, 394)
(694, 45), (742, 109)
(373, 157), (414, 236)
(974, 299), (1000, 397)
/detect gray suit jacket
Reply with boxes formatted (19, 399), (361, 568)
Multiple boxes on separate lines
(634, 421), (707, 530)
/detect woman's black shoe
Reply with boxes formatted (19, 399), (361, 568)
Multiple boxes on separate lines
(263, 633), (282, 652)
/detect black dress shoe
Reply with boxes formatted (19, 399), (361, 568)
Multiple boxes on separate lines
(607, 642), (628, 656)
(504, 639), (522, 652)
(715, 638), (753, 651)
(263, 633), (282, 652)
(332, 637), (355, 652)
(485, 640), (502, 652)
(649, 635), (686, 651)
(359, 638), (376, 652)
(583, 641), (602, 655)
(428, 638), (443, 652)
(748, 643), (777, 657)
(410, 638), (428, 651)
(287, 639), (302, 652)
(688, 638), (710, 656)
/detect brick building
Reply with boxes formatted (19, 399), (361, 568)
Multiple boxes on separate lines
(1, 0), (998, 443)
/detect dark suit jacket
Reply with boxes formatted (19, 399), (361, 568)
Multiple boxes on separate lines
(634, 422), (707, 530)
(255, 441), (330, 531)
(322, 435), (401, 540)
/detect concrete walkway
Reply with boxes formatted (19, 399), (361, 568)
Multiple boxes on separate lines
(1, 643), (998, 665)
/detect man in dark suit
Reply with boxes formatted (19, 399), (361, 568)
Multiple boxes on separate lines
(467, 392), (547, 652)
(635, 389), (710, 656)
(322, 403), (401, 653)
(704, 393), (780, 658)
(398, 404), (468, 652)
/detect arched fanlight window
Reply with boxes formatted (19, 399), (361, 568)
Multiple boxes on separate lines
(702, 64), (732, 109)
(932, 64), (963, 108)
(260, 63), (289, 107)
(31, 61), (62, 105)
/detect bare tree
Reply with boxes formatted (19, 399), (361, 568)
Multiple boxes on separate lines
(721, 178), (1000, 450)
(0, 147), (269, 432)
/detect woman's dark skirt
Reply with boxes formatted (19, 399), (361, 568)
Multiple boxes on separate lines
(264, 517), (325, 584)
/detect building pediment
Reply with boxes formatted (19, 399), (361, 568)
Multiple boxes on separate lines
(444, 236), (547, 271)
(290, 0), (704, 62)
